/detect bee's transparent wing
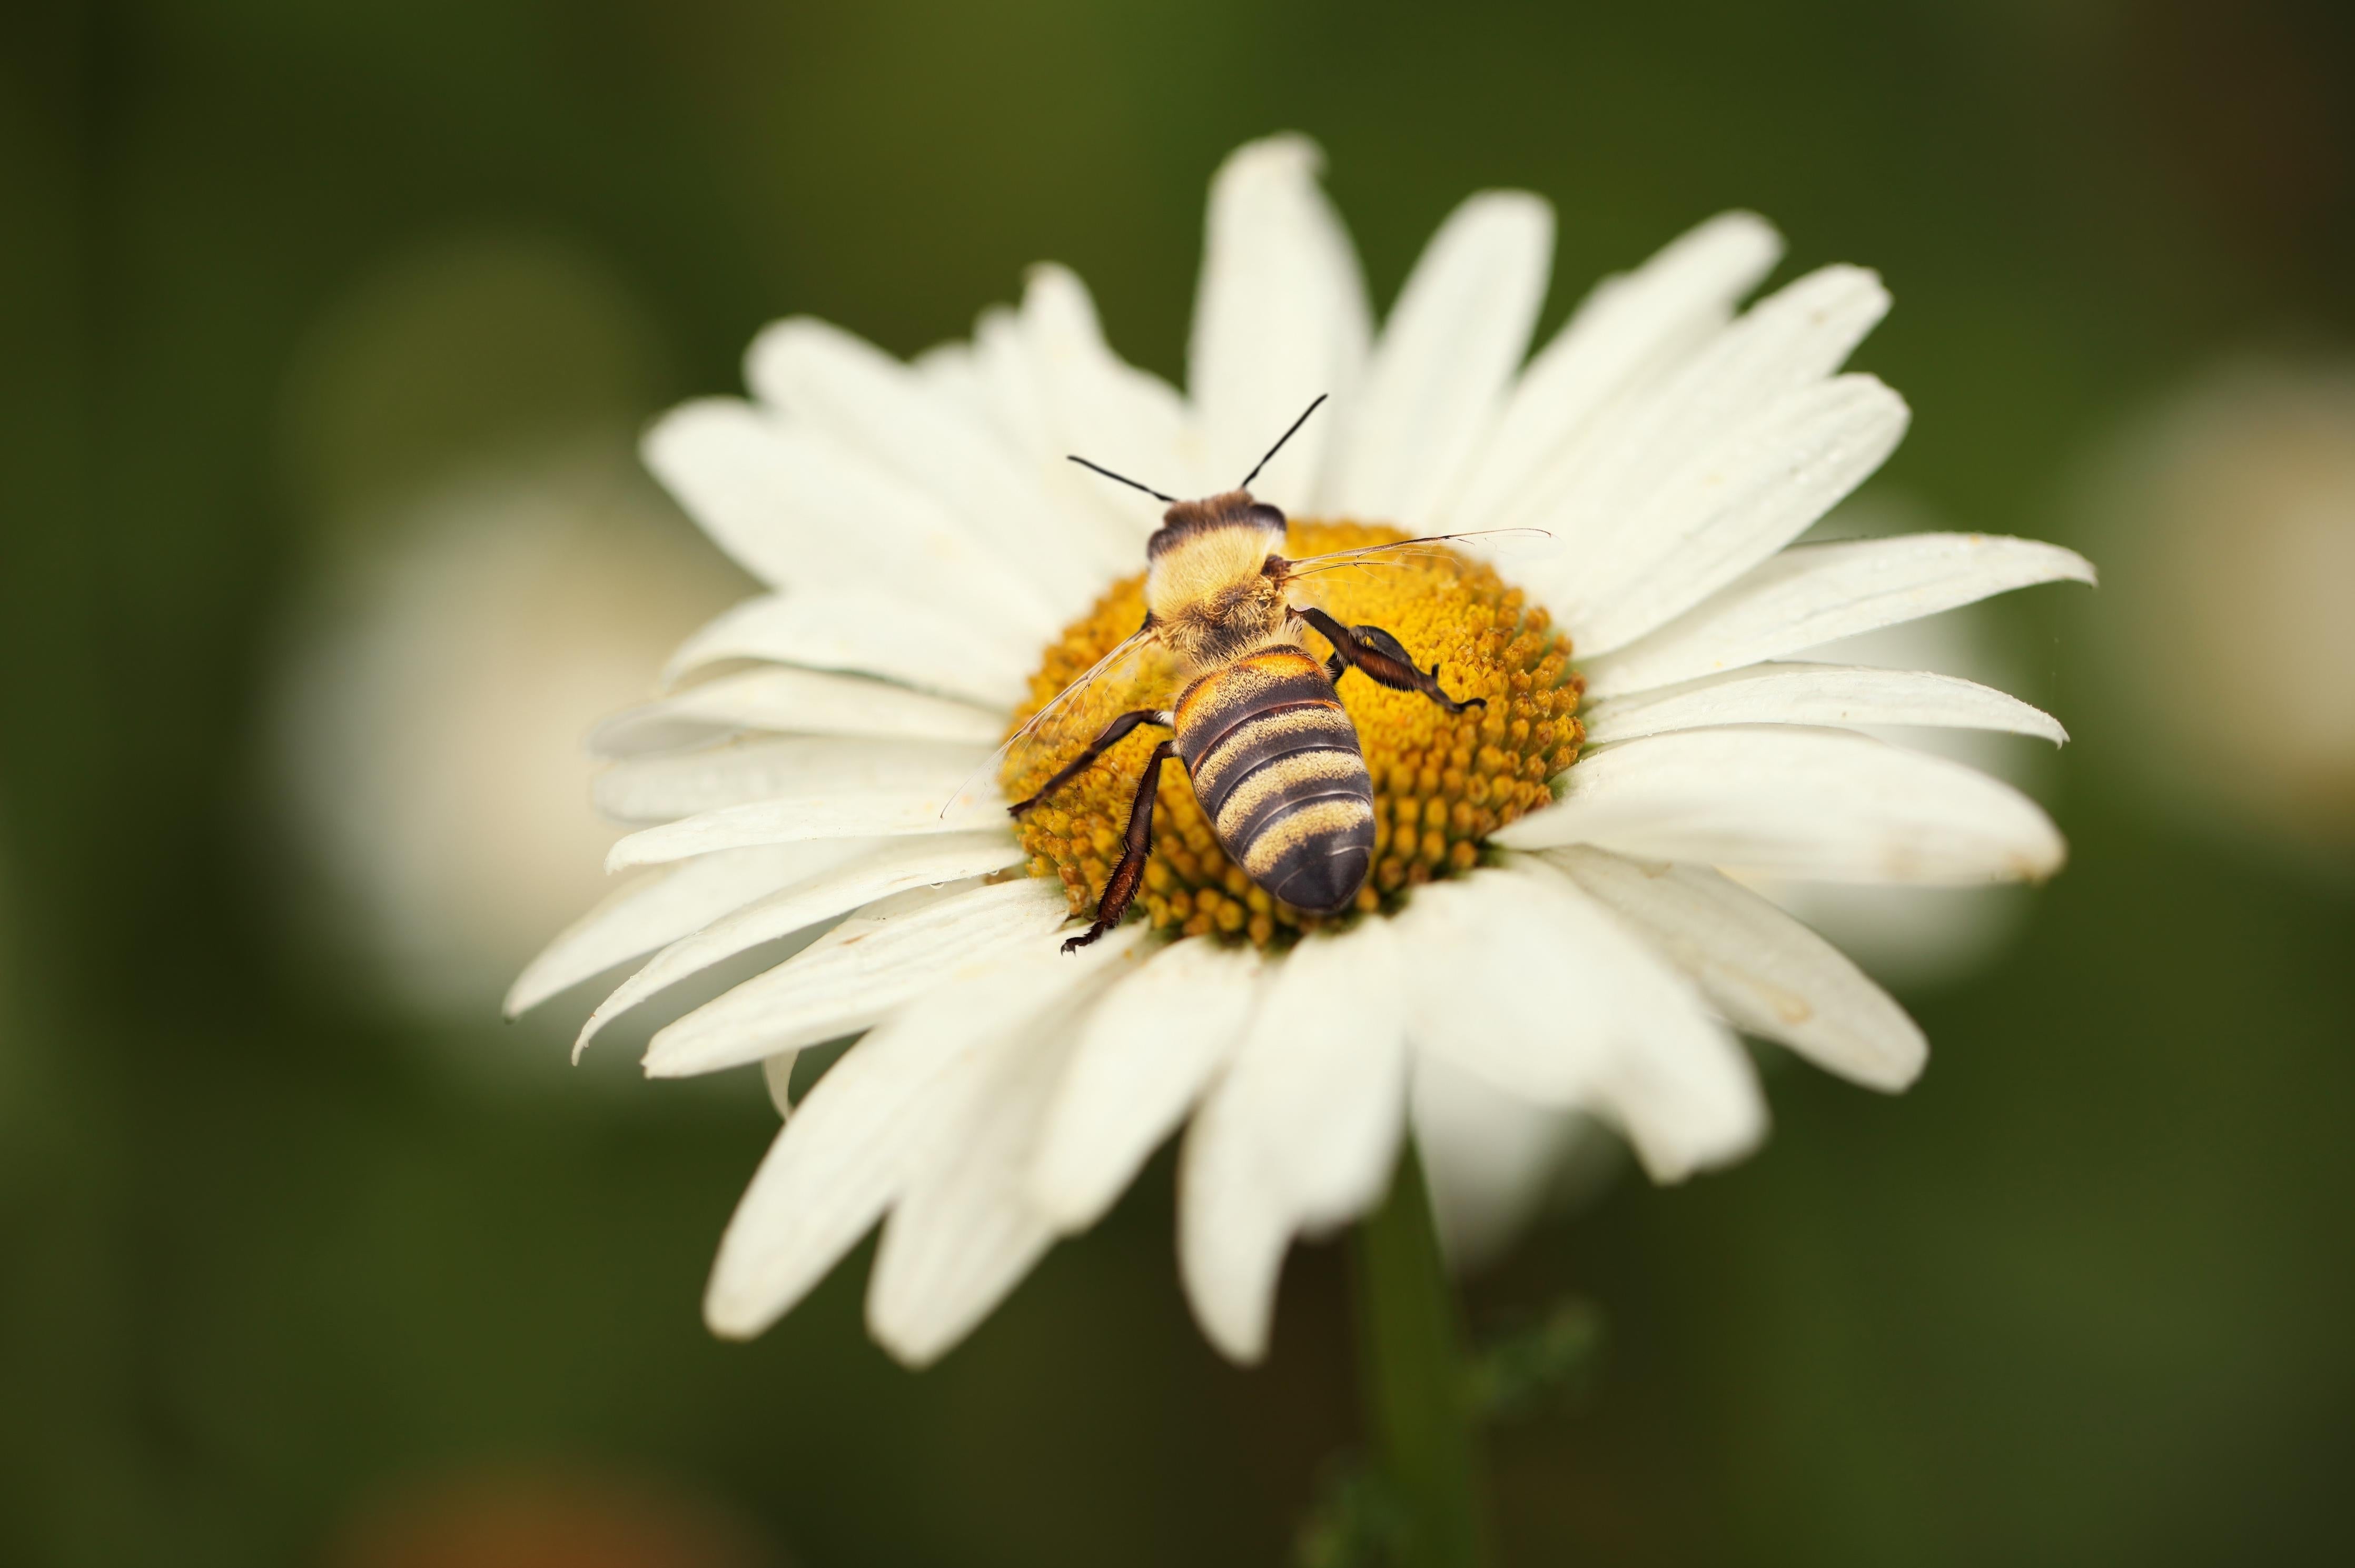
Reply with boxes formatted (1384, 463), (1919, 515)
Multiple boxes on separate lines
(940, 623), (1176, 817)
(1278, 527), (1551, 584)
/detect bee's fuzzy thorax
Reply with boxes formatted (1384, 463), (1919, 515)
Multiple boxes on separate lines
(1144, 493), (1291, 671)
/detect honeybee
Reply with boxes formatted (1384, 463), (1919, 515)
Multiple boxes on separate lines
(995, 398), (1529, 953)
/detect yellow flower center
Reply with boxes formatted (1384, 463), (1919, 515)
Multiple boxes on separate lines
(1003, 521), (1581, 948)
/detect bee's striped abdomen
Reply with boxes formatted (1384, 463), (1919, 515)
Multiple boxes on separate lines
(1174, 646), (1377, 914)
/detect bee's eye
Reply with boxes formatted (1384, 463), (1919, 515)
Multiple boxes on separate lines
(1248, 502), (1287, 531)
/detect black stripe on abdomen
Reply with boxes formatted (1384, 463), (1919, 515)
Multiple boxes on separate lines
(1175, 648), (1376, 913)
(1175, 648), (1355, 812)
(1236, 790), (1377, 914)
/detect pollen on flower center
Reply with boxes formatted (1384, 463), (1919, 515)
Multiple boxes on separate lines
(1003, 522), (1583, 948)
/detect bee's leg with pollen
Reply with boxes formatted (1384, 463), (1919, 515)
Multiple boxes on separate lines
(1296, 606), (1486, 714)
(1063, 738), (1180, 954)
(1007, 709), (1173, 817)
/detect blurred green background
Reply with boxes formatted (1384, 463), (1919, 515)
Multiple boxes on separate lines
(3, 1), (2351, 1564)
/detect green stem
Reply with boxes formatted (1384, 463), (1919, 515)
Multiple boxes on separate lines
(1351, 1140), (1493, 1568)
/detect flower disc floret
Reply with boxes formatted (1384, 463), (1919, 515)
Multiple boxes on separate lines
(1004, 522), (1583, 947)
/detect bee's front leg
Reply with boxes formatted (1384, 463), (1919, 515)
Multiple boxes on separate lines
(1008, 708), (1173, 816)
(1296, 607), (1485, 714)
(1062, 738), (1180, 954)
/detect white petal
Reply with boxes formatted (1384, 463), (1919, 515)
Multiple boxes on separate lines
(1448, 212), (1783, 533)
(704, 1024), (957, 1341)
(591, 666), (1005, 757)
(1177, 1059), (1294, 1365)
(573, 832), (1025, 1055)
(1175, 924), (1410, 1365)
(643, 877), (1070, 1078)
(1580, 662), (2068, 747)
(1028, 937), (1264, 1231)
(642, 399), (1057, 640)
(1017, 264), (1210, 528)
(869, 1109), (1060, 1368)
(701, 922), (1132, 1340)
(1544, 845), (1926, 1090)
(1561, 375), (1911, 654)
(1411, 1055), (1584, 1272)
(503, 842), (864, 1018)
(911, 335), (987, 415)
(1581, 533), (2097, 699)
(865, 931), (1139, 1365)
(1325, 191), (1553, 524)
(1493, 726), (2067, 884)
(606, 784), (1005, 871)
(1222, 921), (1409, 1227)
(1599, 263), (1891, 505)
(1188, 135), (1371, 514)
(968, 304), (1052, 456)
(761, 1051), (798, 1118)
(1509, 265), (1888, 575)
(1391, 870), (1637, 1103)
(664, 590), (1033, 710)
(1390, 865), (1762, 1182)
(966, 298), (1164, 573)
(592, 735), (989, 825)
(744, 317), (1123, 609)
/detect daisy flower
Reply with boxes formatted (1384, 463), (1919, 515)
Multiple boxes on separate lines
(512, 135), (2091, 1368)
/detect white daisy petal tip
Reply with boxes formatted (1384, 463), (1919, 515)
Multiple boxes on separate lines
(569, 833), (1022, 1060)
(1217, 128), (1328, 185)
(1179, 1196), (1286, 1366)
(1190, 1285), (1274, 1365)
(1577, 662), (2072, 749)
(866, 1307), (951, 1371)
(1689, 208), (1784, 265)
(1626, 1100), (1768, 1185)
(1191, 131), (1368, 510)
(700, 1288), (767, 1343)
(1177, 1046), (1308, 1366)
(508, 843), (863, 1021)
(636, 879), (1072, 1081)
(1327, 186), (1554, 521)
(1503, 725), (2069, 888)
(701, 1229), (822, 1342)
(1541, 846), (1930, 1094)
(1581, 532), (2097, 699)
(741, 314), (873, 415)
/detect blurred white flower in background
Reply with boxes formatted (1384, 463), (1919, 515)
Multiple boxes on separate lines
(2077, 360), (2355, 866)
(274, 447), (739, 1020)
(267, 234), (742, 1030)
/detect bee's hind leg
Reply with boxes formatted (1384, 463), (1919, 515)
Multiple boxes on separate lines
(1297, 606), (1485, 714)
(1062, 738), (1180, 954)
(1008, 708), (1172, 816)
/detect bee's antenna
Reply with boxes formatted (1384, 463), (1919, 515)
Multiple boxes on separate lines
(1237, 393), (1328, 491)
(1067, 454), (1178, 505)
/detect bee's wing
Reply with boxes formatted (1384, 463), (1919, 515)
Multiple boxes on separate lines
(1278, 527), (1552, 583)
(940, 623), (1175, 817)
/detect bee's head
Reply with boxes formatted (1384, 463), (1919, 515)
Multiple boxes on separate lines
(1147, 491), (1286, 560)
